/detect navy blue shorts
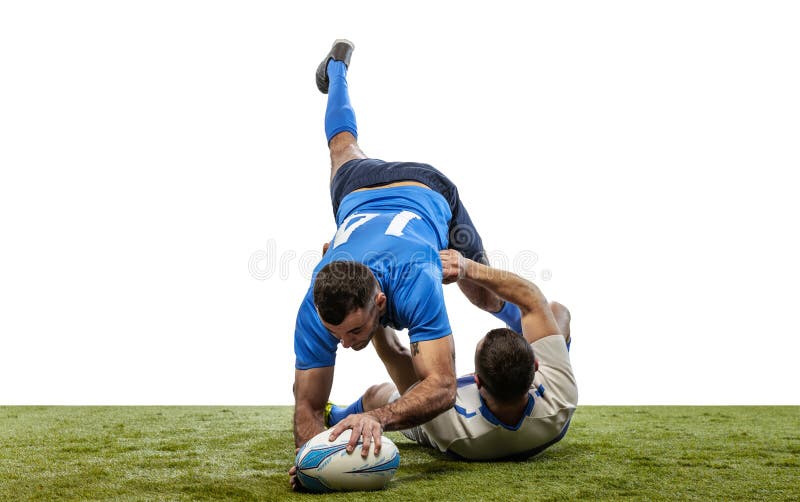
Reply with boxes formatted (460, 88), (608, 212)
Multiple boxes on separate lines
(330, 158), (487, 263)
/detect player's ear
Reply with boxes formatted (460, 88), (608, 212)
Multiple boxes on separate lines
(374, 291), (387, 311)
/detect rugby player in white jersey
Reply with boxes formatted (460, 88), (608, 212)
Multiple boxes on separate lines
(326, 249), (577, 460)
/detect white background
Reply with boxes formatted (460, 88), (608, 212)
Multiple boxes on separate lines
(1, 1), (798, 405)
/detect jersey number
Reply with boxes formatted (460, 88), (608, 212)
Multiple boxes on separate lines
(332, 210), (421, 249)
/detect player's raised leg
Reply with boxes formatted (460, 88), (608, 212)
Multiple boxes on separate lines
(316, 39), (367, 180)
(550, 301), (572, 349)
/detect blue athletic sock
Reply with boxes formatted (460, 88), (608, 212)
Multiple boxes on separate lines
(324, 60), (358, 143)
(328, 396), (364, 426)
(493, 301), (523, 334)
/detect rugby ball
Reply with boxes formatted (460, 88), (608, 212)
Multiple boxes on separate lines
(295, 428), (400, 492)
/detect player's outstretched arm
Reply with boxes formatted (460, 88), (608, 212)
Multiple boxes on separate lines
(440, 249), (560, 344)
(370, 335), (457, 429)
(328, 335), (456, 456)
(293, 366), (334, 448)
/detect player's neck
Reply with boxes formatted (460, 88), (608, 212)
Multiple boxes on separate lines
(481, 391), (529, 426)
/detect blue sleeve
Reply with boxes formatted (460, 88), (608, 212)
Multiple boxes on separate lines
(400, 263), (452, 343)
(294, 290), (339, 370)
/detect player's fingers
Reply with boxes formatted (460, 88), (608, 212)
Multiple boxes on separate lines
(329, 422), (347, 441)
(441, 263), (456, 281)
(373, 426), (382, 454)
(360, 428), (372, 458)
(347, 423), (362, 453)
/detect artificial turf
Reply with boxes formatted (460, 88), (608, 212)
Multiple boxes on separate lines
(0, 406), (797, 500)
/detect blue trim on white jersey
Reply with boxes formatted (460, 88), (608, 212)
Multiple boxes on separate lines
(477, 393), (535, 431)
(454, 404), (477, 419)
(456, 375), (475, 388)
(445, 417), (573, 462)
(514, 418), (572, 459)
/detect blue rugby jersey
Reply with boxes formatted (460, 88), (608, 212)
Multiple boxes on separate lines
(294, 186), (452, 369)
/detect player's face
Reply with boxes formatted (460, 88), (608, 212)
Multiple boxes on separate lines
(321, 301), (380, 351)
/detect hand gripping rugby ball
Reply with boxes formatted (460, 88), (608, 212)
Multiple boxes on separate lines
(295, 428), (400, 492)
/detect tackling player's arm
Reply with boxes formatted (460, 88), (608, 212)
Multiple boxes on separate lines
(328, 335), (456, 457)
(440, 249), (560, 343)
(369, 334), (456, 428)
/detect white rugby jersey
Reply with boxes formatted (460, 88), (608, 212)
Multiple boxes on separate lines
(416, 335), (577, 460)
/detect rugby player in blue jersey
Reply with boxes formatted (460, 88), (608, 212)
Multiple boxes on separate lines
(290, 40), (525, 488)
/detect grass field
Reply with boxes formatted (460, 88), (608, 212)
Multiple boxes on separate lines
(0, 406), (797, 500)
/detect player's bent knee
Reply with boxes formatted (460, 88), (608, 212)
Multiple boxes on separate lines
(363, 382), (396, 410)
(330, 149), (366, 178)
(328, 133), (366, 179)
(549, 301), (570, 320)
(363, 383), (383, 400)
(329, 131), (357, 150)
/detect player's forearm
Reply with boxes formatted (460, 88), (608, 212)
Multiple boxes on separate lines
(292, 366), (334, 446)
(293, 402), (326, 448)
(462, 259), (547, 315)
(366, 373), (456, 431)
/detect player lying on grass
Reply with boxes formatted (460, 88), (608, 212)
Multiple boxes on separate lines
(291, 40), (527, 486)
(325, 249), (577, 460)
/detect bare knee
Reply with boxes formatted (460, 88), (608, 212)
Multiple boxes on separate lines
(362, 382), (397, 411)
(329, 132), (367, 180)
(549, 301), (570, 319)
(549, 301), (571, 340)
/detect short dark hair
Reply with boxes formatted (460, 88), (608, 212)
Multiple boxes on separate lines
(313, 261), (378, 325)
(475, 328), (535, 403)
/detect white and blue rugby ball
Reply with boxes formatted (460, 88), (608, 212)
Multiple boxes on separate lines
(295, 428), (400, 492)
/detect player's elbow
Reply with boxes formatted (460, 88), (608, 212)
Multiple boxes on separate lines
(445, 391), (457, 410)
(438, 373), (457, 410)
